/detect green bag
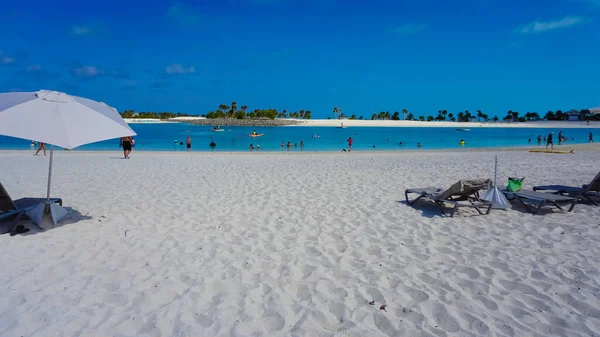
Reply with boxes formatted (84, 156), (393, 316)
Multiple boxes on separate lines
(507, 177), (524, 192)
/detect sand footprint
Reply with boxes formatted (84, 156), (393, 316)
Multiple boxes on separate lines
(262, 309), (285, 332)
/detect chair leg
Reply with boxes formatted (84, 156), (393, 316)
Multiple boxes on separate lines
(568, 200), (577, 212)
(449, 204), (458, 217)
(406, 192), (424, 205)
(8, 210), (25, 234)
(485, 203), (493, 214)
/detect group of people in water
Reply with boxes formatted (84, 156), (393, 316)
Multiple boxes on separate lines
(280, 141), (304, 150)
(115, 128), (595, 156)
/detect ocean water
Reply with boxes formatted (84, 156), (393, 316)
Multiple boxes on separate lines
(0, 123), (598, 152)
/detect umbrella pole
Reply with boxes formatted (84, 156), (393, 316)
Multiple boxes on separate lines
(45, 145), (54, 214)
(494, 155), (498, 187)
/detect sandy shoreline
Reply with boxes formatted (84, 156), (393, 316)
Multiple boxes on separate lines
(1, 142), (598, 155)
(1, 150), (599, 336)
(124, 117), (599, 129)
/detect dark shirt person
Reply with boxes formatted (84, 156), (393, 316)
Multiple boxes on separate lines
(546, 132), (554, 149)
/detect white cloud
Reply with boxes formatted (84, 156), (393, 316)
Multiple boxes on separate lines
(26, 64), (42, 72)
(71, 25), (90, 35)
(389, 23), (427, 36)
(165, 63), (196, 75)
(516, 16), (585, 34)
(73, 65), (104, 78)
(0, 51), (15, 64)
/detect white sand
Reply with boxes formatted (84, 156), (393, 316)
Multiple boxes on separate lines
(291, 119), (598, 129)
(1, 150), (599, 337)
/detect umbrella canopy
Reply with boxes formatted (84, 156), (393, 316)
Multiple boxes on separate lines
(0, 90), (136, 228)
(0, 90), (135, 149)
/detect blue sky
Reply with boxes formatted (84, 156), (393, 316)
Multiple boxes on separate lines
(1, 0), (599, 118)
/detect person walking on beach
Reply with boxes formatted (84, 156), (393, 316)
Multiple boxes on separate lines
(186, 136), (192, 151)
(34, 142), (46, 156)
(347, 137), (353, 151)
(590, 132), (594, 143)
(546, 132), (554, 150)
(121, 136), (132, 159)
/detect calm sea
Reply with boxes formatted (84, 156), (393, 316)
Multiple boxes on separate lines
(0, 123), (598, 152)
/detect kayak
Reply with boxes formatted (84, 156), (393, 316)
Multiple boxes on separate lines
(248, 134), (264, 137)
(456, 128), (470, 131)
(210, 129), (224, 132)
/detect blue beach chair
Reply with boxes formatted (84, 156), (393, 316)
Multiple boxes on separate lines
(0, 181), (63, 234)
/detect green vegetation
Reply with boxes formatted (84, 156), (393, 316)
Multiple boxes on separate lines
(205, 102), (312, 120)
(120, 105), (599, 122)
(119, 110), (194, 119)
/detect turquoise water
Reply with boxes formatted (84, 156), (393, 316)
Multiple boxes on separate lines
(0, 123), (597, 152)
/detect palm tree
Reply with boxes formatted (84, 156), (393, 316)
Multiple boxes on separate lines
(230, 102), (237, 118)
(384, 111), (391, 120)
(442, 110), (448, 120)
(299, 110), (305, 119)
(448, 113), (454, 121)
(477, 110), (483, 122)
(339, 109), (344, 119)
(333, 107), (338, 119)
(402, 108), (408, 120)
(219, 104), (229, 114)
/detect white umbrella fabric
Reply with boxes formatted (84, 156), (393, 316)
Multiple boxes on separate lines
(0, 90), (136, 227)
(482, 156), (511, 209)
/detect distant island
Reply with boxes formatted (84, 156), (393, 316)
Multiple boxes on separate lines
(120, 103), (598, 125)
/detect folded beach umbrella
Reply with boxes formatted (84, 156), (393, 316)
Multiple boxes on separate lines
(482, 156), (511, 209)
(0, 90), (136, 227)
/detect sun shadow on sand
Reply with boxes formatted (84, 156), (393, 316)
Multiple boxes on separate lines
(398, 200), (492, 218)
(1, 207), (93, 236)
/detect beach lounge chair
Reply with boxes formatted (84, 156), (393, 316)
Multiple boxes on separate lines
(533, 172), (600, 206)
(502, 190), (577, 214)
(405, 179), (493, 217)
(0, 182), (62, 234)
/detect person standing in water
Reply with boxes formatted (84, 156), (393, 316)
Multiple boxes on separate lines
(546, 132), (554, 149)
(347, 137), (353, 151)
(590, 132), (594, 143)
(186, 136), (192, 151)
(35, 142), (47, 156)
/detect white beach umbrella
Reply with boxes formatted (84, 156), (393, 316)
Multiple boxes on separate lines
(482, 156), (511, 209)
(0, 90), (136, 227)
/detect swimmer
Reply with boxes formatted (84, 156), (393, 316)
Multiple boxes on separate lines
(417, 142), (423, 148)
(249, 144), (254, 151)
(398, 141), (403, 146)
(209, 140), (216, 148)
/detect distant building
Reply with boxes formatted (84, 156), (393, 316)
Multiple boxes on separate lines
(564, 109), (582, 121)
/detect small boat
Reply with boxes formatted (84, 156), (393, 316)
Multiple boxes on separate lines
(336, 126), (348, 129)
(248, 133), (264, 137)
(456, 128), (470, 131)
(210, 128), (224, 132)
